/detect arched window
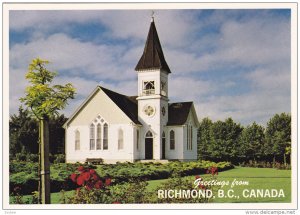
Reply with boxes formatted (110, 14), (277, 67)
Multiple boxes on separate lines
(146, 130), (153, 138)
(90, 124), (95, 150)
(96, 124), (101, 150)
(75, 130), (80, 150)
(191, 126), (193, 150)
(136, 129), (139, 150)
(118, 128), (124, 150)
(187, 125), (193, 150)
(103, 123), (108, 150)
(170, 130), (175, 150)
(143, 81), (155, 95)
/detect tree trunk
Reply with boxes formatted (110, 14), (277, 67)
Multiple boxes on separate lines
(40, 119), (51, 204)
(38, 122), (41, 203)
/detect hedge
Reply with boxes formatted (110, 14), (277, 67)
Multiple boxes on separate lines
(10, 160), (233, 195)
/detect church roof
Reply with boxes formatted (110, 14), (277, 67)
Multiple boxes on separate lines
(100, 87), (141, 125)
(135, 19), (171, 73)
(63, 86), (195, 128)
(167, 102), (194, 126)
(103, 87), (193, 126)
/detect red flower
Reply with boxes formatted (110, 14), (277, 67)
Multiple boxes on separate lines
(105, 178), (112, 186)
(70, 173), (77, 182)
(195, 175), (201, 180)
(82, 172), (91, 181)
(210, 167), (218, 175)
(95, 180), (103, 189)
(199, 184), (206, 190)
(77, 166), (85, 172)
(77, 176), (84, 186)
(113, 201), (121, 204)
(92, 174), (100, 181)
(89, 169), (96, 174)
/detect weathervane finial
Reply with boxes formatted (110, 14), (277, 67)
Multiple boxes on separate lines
(151, 10), (155, 22)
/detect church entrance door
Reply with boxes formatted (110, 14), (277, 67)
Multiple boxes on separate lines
(162, 138), (166, 159)
(145, 138), (153, 159)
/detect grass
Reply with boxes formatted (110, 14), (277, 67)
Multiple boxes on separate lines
(10, 167), (291, 204)
(212, 167), (291, 203)
(147, 167), (291, 203)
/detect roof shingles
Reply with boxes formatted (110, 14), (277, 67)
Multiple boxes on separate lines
(135, 20), (171, 73)
(101, 86), (192, 126)
(100, 87), (141, 125)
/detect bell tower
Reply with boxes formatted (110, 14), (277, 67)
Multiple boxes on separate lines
(135, 15), (171, 160)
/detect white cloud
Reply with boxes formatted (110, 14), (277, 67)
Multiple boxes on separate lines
(169, 76), (215, 102)
(9, 10), (291, 125)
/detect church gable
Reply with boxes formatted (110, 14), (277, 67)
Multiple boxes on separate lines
(186, 104), (200, 127)
(65, 86), (139, 127)
(167, 102), (195, 126)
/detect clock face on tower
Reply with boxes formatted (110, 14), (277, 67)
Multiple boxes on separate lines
(143, 105), (155, 117)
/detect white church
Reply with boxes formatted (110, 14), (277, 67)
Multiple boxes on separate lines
(64, 17), (199, 163)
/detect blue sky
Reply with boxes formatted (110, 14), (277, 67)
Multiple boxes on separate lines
(9, 9), (291, 125)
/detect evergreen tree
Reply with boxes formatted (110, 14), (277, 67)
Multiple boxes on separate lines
(9, 106), (38, 155)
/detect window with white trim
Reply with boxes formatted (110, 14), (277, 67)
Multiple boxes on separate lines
(136, 129), (139, 150)
(90, 124), (95, 150)
(187, 125), (193, 150)
(103, 123), (108, 150)
(89, 115), (108, 151)
(96, 124), (101, 150)
(170, 130), (175, 150)
(143, 81), (155, 95)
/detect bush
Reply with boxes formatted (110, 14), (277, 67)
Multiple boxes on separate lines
(9, 160), (234, 195)
(26, 154), (39, 162)
(238, 160), (291, 170)
(15, 153), (27, 161)
(54, 154), (65, 164)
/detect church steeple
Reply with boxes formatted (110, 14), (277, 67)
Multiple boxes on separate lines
(135, 16), (171, 73)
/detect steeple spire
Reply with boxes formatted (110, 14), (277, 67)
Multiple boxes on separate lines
(151, 10), (154, 22)
(135, 15), (171, 73)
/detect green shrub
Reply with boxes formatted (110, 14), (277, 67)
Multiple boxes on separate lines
(9, 160), (233, 196)
(54, 154), (65, 164)
(26, 153), (39, 162)
(15, 153), (27, 161)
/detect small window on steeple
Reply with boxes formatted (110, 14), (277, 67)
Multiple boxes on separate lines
(143, 81), (155, 95)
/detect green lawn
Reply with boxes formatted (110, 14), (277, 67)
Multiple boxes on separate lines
(11, 167), (291, 203)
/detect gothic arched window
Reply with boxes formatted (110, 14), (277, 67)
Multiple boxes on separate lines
(170, 130), (175, 150)
(96, 124), (101, 150)
(90, 124), (95, 150)
(103, 123), (108, 150)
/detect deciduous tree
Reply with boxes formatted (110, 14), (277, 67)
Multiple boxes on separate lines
(265, 113), (291, 164)
(20, 58), (75, 204)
